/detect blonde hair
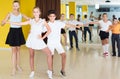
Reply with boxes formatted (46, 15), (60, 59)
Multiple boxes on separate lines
(33, 7), (41, 12)
(13, 0), (20, 11)
(33, 7), (41, 17)
(13, 0), (20, 4)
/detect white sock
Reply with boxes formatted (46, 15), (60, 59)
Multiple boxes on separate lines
(102, 45), (106, 53)
(29, 71), (35, 78)
(105, 44), (109, 53)
(47, 70), (52, 79)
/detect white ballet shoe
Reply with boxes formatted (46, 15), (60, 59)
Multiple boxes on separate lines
(29, 71), (35, 78)
(47, 70), (53, 79)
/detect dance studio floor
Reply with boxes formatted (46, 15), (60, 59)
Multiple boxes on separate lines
(0, 29), (120, 79)
(0, 43), (120, 79)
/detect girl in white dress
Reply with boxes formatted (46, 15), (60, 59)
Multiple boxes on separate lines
(9, 7), (53, 79)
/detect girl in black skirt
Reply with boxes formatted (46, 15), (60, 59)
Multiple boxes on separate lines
(88, 13), (112, 56)
(1, 1), (29, 75)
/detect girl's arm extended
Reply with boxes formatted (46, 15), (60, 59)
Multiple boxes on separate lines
(1, 13), (10, 26)
(9, 20), (30, 26)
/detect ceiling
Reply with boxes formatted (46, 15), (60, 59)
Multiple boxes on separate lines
(61, 0), (120, 5)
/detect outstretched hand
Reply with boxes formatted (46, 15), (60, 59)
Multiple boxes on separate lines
(1, 20), (6, 26)
(6, 21), (10, 24)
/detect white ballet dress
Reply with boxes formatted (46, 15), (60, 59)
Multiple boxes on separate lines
(26, 19), (47, 50)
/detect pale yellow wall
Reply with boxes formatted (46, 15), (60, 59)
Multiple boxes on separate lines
(20, 0), (35, 40)
(69, 2), (76, 18)
(0, 0), (13, 48)
(0, 0), (35, 48)
(61, 4), (66, 15)
(82, 5), (88, 20)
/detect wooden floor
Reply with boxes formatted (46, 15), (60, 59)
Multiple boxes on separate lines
(0, 29), (120, 79)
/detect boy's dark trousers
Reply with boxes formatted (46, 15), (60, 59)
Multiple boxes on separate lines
(111, 34), (120, 56)
(69, 30), (78, 48)
(84, 27), (92, 41)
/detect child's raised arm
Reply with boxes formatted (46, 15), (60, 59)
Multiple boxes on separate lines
(22, 14), (30, 20)
(9, 20), (30, 26)
(89, 21), (99, 25)
(1, 13), (10, 26)
(106, 25), (113, 32)
(65, 23), (82, 29)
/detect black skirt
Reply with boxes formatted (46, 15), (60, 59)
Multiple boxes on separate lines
(42, 32), (48, 44)
(6, 28), (25, 46)
(99, 30), (109, 40)
(61, 28), (66, 34)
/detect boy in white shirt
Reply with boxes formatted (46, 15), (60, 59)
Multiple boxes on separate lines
(47, 10), (81, 76)
(68, 14), (81, 50)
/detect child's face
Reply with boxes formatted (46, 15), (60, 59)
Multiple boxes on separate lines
(48, 14), (56, 22)
(102, 14), (108, 21)
(33, 8), (41, 18)
(60, 15), (65, 20)
(70, 15), (74, 20)
(113, 19), (118, 24)
(13, 2), (20, 10)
